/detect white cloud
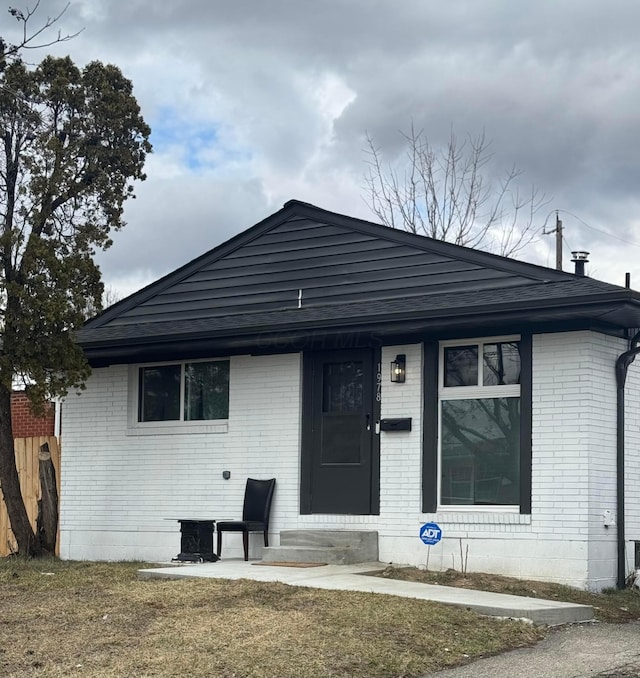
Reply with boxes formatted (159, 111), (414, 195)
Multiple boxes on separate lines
(6, 0), (640, 292)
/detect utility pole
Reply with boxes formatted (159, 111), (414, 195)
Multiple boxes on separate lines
(555, 211), (563, 271)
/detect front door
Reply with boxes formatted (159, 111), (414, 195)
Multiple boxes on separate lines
(301, 348), (379, 515)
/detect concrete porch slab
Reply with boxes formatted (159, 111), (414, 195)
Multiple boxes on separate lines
(139, 560), (594, 626)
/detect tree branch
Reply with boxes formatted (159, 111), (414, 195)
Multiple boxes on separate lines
(364, 125), (548, 257)
(1, 1), (83, 71)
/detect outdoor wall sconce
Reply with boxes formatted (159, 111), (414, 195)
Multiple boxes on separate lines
(390, 354), (406, 383)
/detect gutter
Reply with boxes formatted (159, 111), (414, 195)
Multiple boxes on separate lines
(615, 329), (640, 588)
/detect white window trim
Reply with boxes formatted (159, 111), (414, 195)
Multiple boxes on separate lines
(437, 335), (521, 512)
(126, 359), (230, 436)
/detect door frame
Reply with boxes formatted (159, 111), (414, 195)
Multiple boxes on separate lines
(300, 347), (381, 515)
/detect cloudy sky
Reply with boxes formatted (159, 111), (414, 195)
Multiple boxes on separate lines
(8, 0), (640, 297)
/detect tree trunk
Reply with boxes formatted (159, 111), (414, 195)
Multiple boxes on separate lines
(36, 442), (58, 555)
(0, 384), (39, 556)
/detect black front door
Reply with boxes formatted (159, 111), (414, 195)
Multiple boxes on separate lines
(301, 348), (379, 515)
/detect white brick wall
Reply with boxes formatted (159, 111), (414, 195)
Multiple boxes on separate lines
(61, 331), (639, 589)
(532, 332), (616, 588)
(370, 332), (627, 589)
(60, 353), (302, 561)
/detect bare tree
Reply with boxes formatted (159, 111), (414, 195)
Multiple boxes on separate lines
(83, 285), (123, 319)
(364, 125), (547, 257)
(0, 1), (81, 71)
(102, 285), (122, 309)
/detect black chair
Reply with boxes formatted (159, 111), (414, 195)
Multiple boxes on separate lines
(216, 478), (276, 561)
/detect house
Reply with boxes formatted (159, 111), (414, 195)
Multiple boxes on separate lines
(60, 200), (640, 590)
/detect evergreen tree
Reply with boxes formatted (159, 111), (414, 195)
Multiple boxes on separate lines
(0, 54), (151, 555)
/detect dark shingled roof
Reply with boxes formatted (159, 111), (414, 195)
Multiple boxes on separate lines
(79, 201), (640, 362)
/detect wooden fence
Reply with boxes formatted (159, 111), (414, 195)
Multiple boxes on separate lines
(0, 436), (61, 557)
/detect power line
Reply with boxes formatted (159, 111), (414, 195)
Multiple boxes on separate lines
(562, 234), (575, 256)
(558, 209), (640, 250)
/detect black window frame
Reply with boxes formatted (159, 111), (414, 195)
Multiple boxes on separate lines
(137, 358), (230, 424)
(422, 334), (532, 514)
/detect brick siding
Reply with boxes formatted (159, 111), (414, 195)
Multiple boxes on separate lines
(10, 392), (55, 438)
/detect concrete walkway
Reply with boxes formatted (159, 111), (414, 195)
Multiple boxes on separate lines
(139, 560), (593, 626)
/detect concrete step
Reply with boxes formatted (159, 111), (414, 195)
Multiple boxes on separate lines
(280, 529), (378, 550)
(261, 545), (362, 565)
(262, 530), (379, 565)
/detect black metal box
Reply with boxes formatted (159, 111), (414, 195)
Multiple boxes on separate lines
(380, 418), (412, 432)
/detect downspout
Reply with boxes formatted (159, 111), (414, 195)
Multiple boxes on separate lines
(615, 330), (640, 588)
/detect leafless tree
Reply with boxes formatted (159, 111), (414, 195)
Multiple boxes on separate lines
(0, 1), (81, 71)
(102, 285), (123, 310)
(81, 285), (124, 320)
(364, 125), (547, 257)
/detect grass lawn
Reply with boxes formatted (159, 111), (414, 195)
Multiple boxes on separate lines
(375, 566), (640, 624)
(0, 558), (543, 678)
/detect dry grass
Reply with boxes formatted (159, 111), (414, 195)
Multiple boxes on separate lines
(375, 566), (640, 623)
(0, 558), (543, 678)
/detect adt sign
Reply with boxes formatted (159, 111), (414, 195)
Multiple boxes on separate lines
(419, 522), (442, 545)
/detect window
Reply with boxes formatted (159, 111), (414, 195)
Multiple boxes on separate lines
(138, 360), (229, 423)
(439, 338), (521, 507)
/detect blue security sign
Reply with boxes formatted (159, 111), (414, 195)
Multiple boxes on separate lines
(419, 522), (442, 545)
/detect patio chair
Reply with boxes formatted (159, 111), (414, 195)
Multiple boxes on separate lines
(216, 478), (276, 561)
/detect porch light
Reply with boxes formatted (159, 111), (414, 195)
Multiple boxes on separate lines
(390, 354), (406, 383)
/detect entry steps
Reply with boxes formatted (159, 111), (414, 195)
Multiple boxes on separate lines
(261, 529), (378, 565)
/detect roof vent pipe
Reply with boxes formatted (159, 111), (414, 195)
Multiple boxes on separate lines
(571, 251), (589, 277)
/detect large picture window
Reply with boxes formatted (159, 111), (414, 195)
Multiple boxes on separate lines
(138, 360), (229, 423)
(439, 338), (521, 507)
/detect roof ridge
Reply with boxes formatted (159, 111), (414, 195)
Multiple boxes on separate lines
(83, 200), (628, 334)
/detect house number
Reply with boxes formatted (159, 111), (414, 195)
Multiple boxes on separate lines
(376, 363), (382, 402)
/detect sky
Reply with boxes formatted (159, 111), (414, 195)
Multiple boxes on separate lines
(6, 0), (640, 298)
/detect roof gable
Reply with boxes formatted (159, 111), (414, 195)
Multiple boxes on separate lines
(79, 201), (640, 365)
(88, 200), (577, 331)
